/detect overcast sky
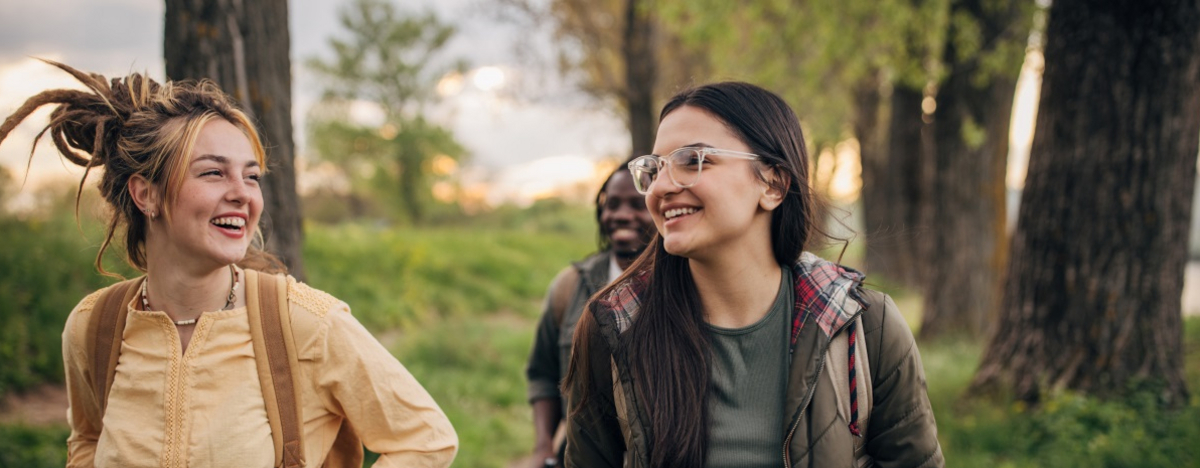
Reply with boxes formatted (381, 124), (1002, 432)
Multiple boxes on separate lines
(0, 0), (627, 202)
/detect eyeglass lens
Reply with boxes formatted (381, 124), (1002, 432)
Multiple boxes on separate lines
(628, 149), (704, 194)
(667, 149), (702, 187)
(629, 157), (658, 194)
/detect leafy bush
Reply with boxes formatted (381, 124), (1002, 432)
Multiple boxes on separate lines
(936, 389), (1200, 468)
(926, 326), (1200, 468)
(0, 187), (131, 397)
(0, 423), (70, 468)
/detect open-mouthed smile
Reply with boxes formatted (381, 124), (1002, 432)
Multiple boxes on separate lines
(664, 207), (699, 220)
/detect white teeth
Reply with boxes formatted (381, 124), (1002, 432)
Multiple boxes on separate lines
(211, 217), (246, 228)
(664, 207), (697, 219)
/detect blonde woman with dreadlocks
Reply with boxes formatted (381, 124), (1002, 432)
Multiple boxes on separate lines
(0, 61), (457, 468)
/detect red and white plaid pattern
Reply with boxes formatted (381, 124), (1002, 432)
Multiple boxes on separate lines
(790, 252), (865, 347)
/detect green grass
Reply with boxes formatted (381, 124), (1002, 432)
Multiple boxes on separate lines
(923, 320), (1200, 468)
(389, 313), (537, 468)
(0, 194), (134, 397)
(303, 221), (592, 330)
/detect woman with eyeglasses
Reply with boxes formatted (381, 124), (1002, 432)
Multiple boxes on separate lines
(562, 82), (943, 468)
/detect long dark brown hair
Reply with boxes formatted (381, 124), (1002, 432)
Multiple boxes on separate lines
(0, 59), (283, 276)
(565, 82), (822, 467)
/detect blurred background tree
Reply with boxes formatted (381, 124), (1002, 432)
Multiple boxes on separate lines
(916, 0), (1033, 339)
(496, 0), (709, 156)
(163, 0), (307, 279)
(306, 0), (467, 224)
(972, 0), (1199, 405)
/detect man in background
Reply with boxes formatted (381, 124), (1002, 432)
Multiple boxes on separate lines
(525, 165), (655, 467)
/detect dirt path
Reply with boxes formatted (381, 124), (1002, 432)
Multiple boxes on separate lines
(0, 384), (68, 426)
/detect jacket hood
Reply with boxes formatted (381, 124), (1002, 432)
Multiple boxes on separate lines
(597, 251), (868, 340)
(790, 251), (867, 344)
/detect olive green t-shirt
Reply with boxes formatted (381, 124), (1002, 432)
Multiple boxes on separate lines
(704, 266), (792, 468)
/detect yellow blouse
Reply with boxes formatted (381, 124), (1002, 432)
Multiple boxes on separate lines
(62, 276), (458, 468)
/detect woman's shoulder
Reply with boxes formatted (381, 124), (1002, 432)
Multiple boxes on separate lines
(277, 275), (353, 361)
(63, 280), (141, 359)
(854, 287), (919, 365)
(242, 270), (351, 360)
(243, 269), (349, 320)
(856, 288), (904, 334)
(70, 288), (107, 317)
(63, 289), (104, 342)
(283, 276), (348, 318)
(65, 279), (144, 326)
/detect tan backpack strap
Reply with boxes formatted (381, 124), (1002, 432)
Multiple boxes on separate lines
(550, 266), (580, 327)
(246, 270), (305, 468)
(88, 278), (142, 413)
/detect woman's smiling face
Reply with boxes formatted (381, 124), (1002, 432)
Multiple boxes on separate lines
(646, 105), (777, 260)
(158, 119), (263, 269)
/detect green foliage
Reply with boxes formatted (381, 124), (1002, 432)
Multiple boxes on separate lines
(921, 324), (1200, 468)
(0, 424), (70, 468)
(936, 388), (1200, 467)
(307, 0), (467, 224)
(0, 187), (131, 398)
(659, 0), (951, 146)
(0, 165), (14, 206)
(308, 0), (457, 109)
(658, 0), (1034, 148)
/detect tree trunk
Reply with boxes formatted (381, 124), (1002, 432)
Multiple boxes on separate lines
(164, 0), (306, 279)
(863, 84), (925, 285)
(917, 0), (1025, 340)
(398, 139), (424, 224)
(622, 0), (657, 157)
(852, 77), (884, 239)
(971, 0), (1199, 404)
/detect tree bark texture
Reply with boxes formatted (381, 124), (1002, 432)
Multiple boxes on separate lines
(971, 0), (1199, 403)
(164, 0), (306, 279)
(622, 0), (658, 157)
(863, 84), (925, 285)
(852, 78), (885, 257)
(917, 0), (1025, 340)
(864, 85), (926, 286)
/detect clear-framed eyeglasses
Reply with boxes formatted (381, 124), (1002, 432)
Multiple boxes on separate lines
(626, 147), (761, 195)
